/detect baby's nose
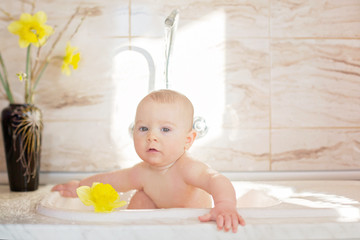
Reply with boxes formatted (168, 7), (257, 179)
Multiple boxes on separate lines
(147, 131), (158, 142)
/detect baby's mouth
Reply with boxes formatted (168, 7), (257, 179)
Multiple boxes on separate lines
(147, 148), (159, 153)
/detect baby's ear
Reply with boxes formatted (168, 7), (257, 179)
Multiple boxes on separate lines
(185, 130), (197, 150)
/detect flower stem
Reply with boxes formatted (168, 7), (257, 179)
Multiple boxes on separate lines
(33, 7), (80, 83)
(0, 52), (15, 103)
(0, 7), (15, 20)
(25, 45), (32, 104)
(46, 7), (79, 61)
(69, 8), (87, 41)
(33, 60), (49, 91)
(31, 45), (43, 81)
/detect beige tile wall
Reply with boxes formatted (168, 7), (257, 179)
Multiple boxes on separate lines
(0, 0), (359, 173)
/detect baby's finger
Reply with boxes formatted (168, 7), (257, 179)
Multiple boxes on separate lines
(198, 213), (212, 222)
(60, 190), (77, 198)
(216, 214), (224, 230)
(238, 214), (246, 226)
(224, 215), (232, 232)
(232, 214), (239, 233)
(51, 184), (64, 191)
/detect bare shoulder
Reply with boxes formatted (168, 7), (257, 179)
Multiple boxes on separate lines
(122, 162), (148, 189)
(178, 154), (215, 171)
(177, 154), (218, 184)
(111, 162), (145, 176)
(131, 162), (148, 171)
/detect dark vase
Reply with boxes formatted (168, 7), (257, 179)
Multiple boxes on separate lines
(1, 104), (43, 191)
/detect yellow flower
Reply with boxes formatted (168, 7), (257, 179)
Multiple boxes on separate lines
(16, 72), (27, 82)
(62, 42), (81, 76)
(8, 11), (54, 48)
(76, 182), (127, 213)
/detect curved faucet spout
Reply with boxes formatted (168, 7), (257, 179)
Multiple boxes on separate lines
(115, 46), (156, 137)
(115, 46), (156, 92)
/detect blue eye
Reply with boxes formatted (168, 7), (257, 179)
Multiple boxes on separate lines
(161, 127), (170, 132)
(139, 126), (148, 132)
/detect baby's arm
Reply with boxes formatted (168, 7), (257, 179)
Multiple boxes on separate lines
(52, 164), (143, 197)
(182, 160), (245, 233)
(51, 180), (81, 197)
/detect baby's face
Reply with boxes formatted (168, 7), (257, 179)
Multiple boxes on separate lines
(133, 98), (193, 168)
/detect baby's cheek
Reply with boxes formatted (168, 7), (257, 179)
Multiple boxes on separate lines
(133, 141), (144, 155)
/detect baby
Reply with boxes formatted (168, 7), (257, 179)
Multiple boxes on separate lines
(52, 89), (245, 233)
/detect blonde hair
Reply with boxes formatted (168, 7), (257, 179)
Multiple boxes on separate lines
(139, 89), (194, 130)
(148, 89), (191, 105)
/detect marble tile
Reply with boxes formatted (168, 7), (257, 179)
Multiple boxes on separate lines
(224, 39), (270, 128)
(1, 0), (360, 173)
(271, 0), (360, 38)
(132, 0), (269, 38)
(1, 0), (129, 39)
(36, 38), (127, 118)
(191, 129), (270, 171)
(271, 129), (360, 171)
(271, 39), (360, 128)
(223, 0), (269, 38)
(41, 121), (125, 171)
(0, 0), (129, 107)
(0, 1), (130, 172)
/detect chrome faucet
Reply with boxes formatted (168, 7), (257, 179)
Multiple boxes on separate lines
(164, 9), (179, 89)
(126, 9), (208, 139)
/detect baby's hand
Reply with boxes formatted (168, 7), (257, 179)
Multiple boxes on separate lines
(51, 180), (80, 197)
(198, 201), (245, 233)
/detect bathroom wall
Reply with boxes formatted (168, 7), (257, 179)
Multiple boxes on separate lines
(0, 0), (359, 173)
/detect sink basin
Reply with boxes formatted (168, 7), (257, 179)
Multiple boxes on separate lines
(36, 185), (282, 223)
(37, 181), (360, 223)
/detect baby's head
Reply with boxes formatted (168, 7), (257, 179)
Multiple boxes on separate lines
(135, 89), (194, 132)
(133, 90), (196, 167)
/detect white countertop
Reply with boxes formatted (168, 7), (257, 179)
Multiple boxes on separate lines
(1, 183), (360, 240)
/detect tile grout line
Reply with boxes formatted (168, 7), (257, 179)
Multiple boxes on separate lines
(269, 0), (273, 172)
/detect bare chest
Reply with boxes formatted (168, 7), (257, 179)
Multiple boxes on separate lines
(141, 169), (210, 208)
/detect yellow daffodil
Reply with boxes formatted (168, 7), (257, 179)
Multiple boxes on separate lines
(8, 11), (54, 48)
(76, 182), (127, 213)
(61, 42), (81, 76)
